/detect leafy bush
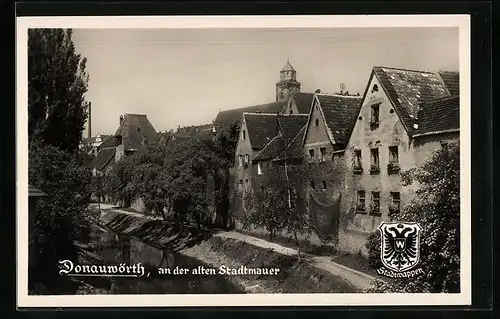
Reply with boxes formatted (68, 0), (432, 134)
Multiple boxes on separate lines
(29, 142), (92, 283)
(365, 142), (460, 293)
(365, 230), (382, 269)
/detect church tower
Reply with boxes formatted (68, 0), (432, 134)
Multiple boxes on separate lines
(276, 59), (301, 102)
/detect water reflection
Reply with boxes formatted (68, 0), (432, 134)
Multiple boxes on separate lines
(90, 225), (242, 294)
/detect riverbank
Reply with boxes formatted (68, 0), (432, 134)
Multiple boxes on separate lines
(87, 207), (368, 293)
(181, 236), (359, 293)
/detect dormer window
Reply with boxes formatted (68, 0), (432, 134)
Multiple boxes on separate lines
(242, 130), (246, 140)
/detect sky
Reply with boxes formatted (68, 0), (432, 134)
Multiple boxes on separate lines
(72, 27), (459, 136)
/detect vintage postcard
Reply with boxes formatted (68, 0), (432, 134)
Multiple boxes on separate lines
(16, 15), (471, 307)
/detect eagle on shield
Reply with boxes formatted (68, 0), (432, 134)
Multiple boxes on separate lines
(378, 222), (422, 272)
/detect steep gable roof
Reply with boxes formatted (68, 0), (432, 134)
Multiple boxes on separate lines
(290, 92), (315, 114)
(413, 95), (460, 137)
(214, 100), (287, 127)
(308, 93), (362, 146)
(438, 71), (460, 96)
(98, 135), (116, 150)
(114, 114), (158, 151)
(91, 147), (116, 171)
(243, 113), (279, 150)
(277, 125), (308, 160)
(372, 66), (450, 136)
(253, 115), (308, 162)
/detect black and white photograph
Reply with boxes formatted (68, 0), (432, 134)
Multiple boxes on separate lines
(17, 15), (471, 307)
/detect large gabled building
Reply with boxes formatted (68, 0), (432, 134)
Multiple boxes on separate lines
(230, 112), (308, 220)
(334, 66), (459, 254)
(114, 113), (159, 162)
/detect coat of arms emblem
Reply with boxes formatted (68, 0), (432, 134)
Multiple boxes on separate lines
(378, 222), (422, 273)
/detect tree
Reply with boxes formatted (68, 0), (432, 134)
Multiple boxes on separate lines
(366, 142), (460, 293)
(163, 136), (217, 228)
(28, 28), (90, 154)
(244, 161), (311, 260)
(211, 122), (239, 228)
(104, 156), (134, 207)
(29, 142), (92, 285)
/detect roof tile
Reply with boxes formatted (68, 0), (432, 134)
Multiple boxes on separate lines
(316, 94), (363, 145)
(291, 92), (315, 114)
(253, 115), (308, 161)
(114, 114), (158, 150)
(414, 95), (459, 136)
(214, 101), (287, 127)
(373, 66), (451, 136)
(91, 148), (116, 171)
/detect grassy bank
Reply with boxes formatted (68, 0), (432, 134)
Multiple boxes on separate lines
(181, 236), (360, 293)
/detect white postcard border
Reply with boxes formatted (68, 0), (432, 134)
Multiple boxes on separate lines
(16, 14), (471, 307)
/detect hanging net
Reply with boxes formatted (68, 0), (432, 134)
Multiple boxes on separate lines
(308, 191), (341, 241)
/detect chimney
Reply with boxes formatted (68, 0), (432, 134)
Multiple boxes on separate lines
(88, 102), (92, 140)
(339, 83), (346, 95)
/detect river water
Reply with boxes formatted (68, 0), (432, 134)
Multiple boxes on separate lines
(85, 224), (243, 294)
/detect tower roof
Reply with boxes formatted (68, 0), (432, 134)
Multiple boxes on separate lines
(281, 58), (295, 72)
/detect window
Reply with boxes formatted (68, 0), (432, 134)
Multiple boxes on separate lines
(136, 127), (141, 132)
(310, 180), (316, 189)
(242, 130), (246, 140)
(320, 147), (326, 162)
(388, 146), (400, 173)
(389, 146), (399, 163)
(357, 190), (365, 212)
(289, 109), (293, 114)
(238, 180), (243, 192)
(309, 149), (315, 159)
(315, 119), (319, 126)
(322, 181), (327, 190)
(371, 104), (380, 125)
(371, 192), (380, 215)
(441, 141), (448, 148)
(238, 155), (243, 167)
(257, 163), (263, 175)
(354, 149), (362, 172)
(244, 154), (250, 164)
(370, 148), (380, 173)
(390, 192), (401, 214)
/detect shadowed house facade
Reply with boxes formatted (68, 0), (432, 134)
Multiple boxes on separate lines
(336, 66), (460, 255)
(301, 93), (363, 242)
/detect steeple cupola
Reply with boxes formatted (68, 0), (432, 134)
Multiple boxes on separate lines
(276, 58), (301, 102)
